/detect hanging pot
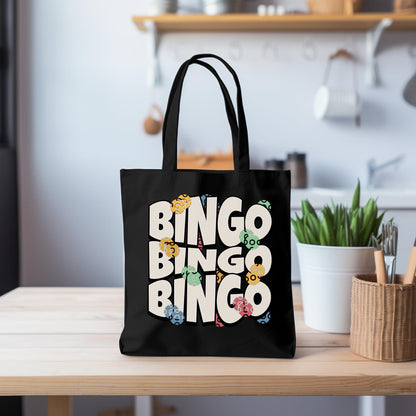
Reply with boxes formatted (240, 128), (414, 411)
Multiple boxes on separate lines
(143, 104), (164, 135)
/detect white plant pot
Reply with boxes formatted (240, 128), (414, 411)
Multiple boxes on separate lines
(297, 243), (375, 334)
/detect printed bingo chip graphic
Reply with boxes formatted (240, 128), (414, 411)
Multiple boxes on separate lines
(159, 237), (180, 258)
(216, 268), (224, 284)
(182, 266), (202, 286)
(171, 194), (191, 214)
(215, 314), (224, 327)
(148, 195), (273, 326)
(233, 296), (254, 317)
(246, 263), (265, 285)
(164, 305), (185, 325)
(239, 229), (260, 250)
(246, 272), (261, 285)
(257, 311), (271, 324)
(258, 200), (271, 211)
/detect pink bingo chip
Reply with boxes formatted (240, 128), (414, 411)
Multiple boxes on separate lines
(233, 296), (246, 311)
(239, 302), (253, 317)
(215, 314), (224, 327)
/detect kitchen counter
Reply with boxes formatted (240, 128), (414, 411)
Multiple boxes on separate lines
(292, 188), (416, 210)
(2, 286), (416, 416)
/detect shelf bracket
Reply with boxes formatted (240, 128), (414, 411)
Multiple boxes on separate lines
(365, 18), (393, 87)
(144, 20), (161, 87)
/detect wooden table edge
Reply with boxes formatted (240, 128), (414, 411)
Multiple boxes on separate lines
(2, 374), (416, 396)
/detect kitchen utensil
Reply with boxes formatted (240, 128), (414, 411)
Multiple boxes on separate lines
(403, 46), (416, 107)
(143, 104), (164, 135)
(314, 49), (361, 125)
(382, 222), (398, 284)
(372, 236), (387, 284)
(403, 238), (416, 284)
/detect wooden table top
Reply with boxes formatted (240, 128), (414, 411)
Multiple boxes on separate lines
(0, 286), (415, 396)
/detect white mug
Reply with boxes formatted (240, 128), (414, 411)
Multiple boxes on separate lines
(314, 85), (362, 120)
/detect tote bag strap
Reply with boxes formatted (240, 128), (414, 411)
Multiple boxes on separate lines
(162, 59), (239, 157)
(162, 56), (244, 170)
(162, 54), (250, 172)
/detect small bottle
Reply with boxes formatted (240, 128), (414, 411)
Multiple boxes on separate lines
(265, 159), (284, 171)
(284, 152), (307, 189)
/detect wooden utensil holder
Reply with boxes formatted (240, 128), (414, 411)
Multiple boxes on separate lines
(350, 274), (416, 362)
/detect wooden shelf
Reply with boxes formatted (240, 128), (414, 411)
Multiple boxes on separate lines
(132, 13), (416, 32)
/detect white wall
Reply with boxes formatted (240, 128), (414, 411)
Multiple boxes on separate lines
(18, 1), (416, 415)
(18, 0), (416, 287)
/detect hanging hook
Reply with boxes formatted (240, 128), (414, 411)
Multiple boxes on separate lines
(365, 18), (393, 87)
(329, 48), (355, 61)
(302, 39), (317, 62)
(144, 20), (161, 87)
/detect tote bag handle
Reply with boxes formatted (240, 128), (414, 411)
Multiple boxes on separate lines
(162, 54), (250, 172)
(164, 59), (240, 155)
(162, 55), (246, 170)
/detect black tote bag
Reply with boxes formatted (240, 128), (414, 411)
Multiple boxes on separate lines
(120, 54), (296, 358)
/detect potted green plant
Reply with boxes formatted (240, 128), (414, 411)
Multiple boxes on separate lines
(292, 181), (384, 333)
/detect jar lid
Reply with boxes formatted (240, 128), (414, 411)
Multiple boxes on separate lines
(265, 159), (284, 170)
(287, 152), (306, 162)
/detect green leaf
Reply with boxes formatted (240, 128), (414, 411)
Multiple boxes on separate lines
(322, 206), (335, 245)
(294, 190), (390, 247)
(305, 212), (320, 238)
(351, 179), (361, 212)
(319, 224), (328, 245)
(350, 212), (360, 246)
(360, 217), (375, 247)
(305, 224), (319, 245)
(336, 225), (342, 246)
(345, 213), (351, 246)
(360, 199), (377, 246)
(301, 200), (318, 218)
(291, 219), (303, 243)
(371, 212), (385, 241)
(321, 215), (333, 246)
(292, 215), (306, 243)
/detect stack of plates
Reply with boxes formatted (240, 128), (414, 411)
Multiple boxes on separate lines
(202, 0), (243, 15)
(147, 0), (178, 15)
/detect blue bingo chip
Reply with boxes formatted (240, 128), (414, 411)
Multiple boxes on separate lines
(164, 305), (185, 325)
(170, 310), (185, 325)
(164, 304), (177, 318)
(201, 194), (211, 208)
(257, 312), (271, 324)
